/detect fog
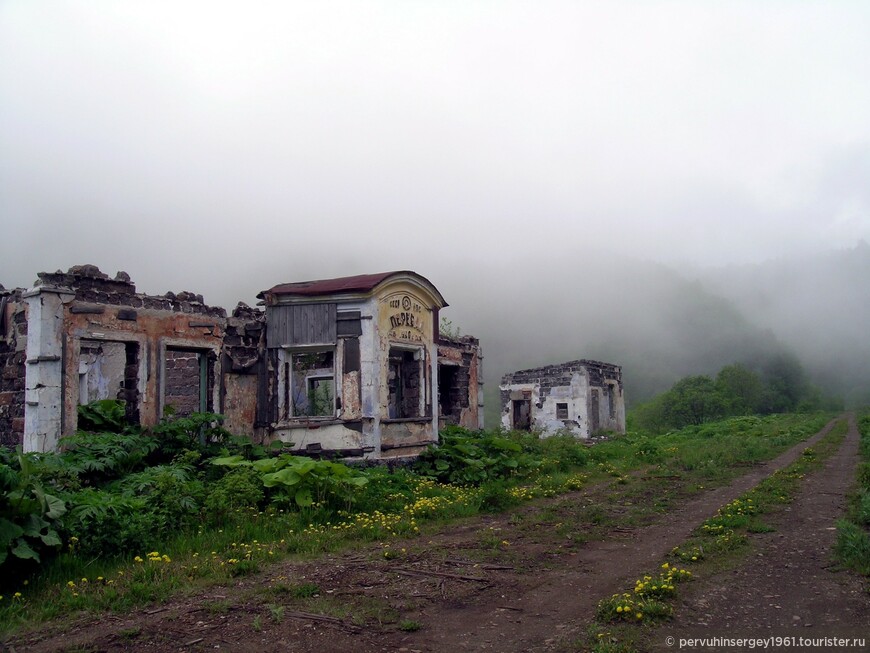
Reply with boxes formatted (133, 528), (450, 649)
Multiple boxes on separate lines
(2, 2), (869, 416)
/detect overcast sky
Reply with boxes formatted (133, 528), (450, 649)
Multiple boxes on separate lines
(1, 1), (868, 307)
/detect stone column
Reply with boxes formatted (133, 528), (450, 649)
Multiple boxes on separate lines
(23, 285), (74, 452)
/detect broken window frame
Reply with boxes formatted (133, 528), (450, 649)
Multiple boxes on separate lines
(386, 345), (426, 420)
(281, 346), (337, 420)
(556, 402), (569, 420)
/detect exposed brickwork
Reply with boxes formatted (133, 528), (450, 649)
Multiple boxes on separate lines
(0, 288), (26, 446)
(6, 265), (267, 448)
(7, 265), (480, 458)
(164, 350), (203, 416)
(36, 265), (226, 319)
(500, 359), (622, 406)
(500, 358), (625, 437)
(224, 303), (265, 374)
(437, 335), (482, 429)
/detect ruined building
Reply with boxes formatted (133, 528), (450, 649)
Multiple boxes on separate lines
(0, 266), (483, 458)
(500, 360), (625, 437)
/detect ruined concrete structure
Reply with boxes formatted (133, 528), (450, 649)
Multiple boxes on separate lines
(500, 360), (625, 438)
(0, 266), (483, 458)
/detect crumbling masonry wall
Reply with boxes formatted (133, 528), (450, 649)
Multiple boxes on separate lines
(437, 335), (484, 430)
(499, 359), (625, 438)
(5, 265), (267, 451)
(0, 288), (27, 446)
(3, 266), (483, 459)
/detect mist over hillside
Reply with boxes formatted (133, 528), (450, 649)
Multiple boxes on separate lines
(698, 241), (870, 408)
(435, 252), (798, 427)
(434, 243), (869, 428)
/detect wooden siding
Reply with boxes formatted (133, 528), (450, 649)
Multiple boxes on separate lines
(266, 304), (337, 348)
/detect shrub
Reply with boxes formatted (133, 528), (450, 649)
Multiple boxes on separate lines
(56, 430), (160, 486)
(0, 448), (66, 575)
(111, 464), (205, 532)
(212, 453), (368, 510)
(150, 411), (233, 462)
(77, 399), (129, 433)
(204, 466), (264, 518)
(414, 427), (540, 485)
(64, 462), (205, 557)
(64, 489), (152, 557)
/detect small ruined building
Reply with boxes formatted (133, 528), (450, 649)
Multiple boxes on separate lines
(0, 266), (483, 458)
(500, 360), (625, 437)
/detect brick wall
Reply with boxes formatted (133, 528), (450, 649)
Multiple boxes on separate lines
(0, 289), (26, 446)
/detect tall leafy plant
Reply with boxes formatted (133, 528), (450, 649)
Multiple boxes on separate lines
(212, 454), (368, 510)
(0, 447), (66, 570)
(414, 426), (540, 485)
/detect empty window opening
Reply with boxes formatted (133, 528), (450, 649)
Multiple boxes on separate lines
(78, 340), (140, 426)
(291, 350), (334, 417)
(512, 399), (532, 431)
(438, 364), (469, 425)
(388, 347), (423, 418)
(79, 341), (127, 405)
(164, 349), (208, 417)
(608, 386), (617, 419)
(556, 403), (569, 420)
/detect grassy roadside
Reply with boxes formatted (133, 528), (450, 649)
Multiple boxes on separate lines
(835, 411), (870, 575)
(574, 418), (849, 653)
(0, 413), (831, 639)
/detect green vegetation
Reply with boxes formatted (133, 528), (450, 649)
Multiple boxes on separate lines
(0, 397), (832, 637)
(0, 447), (66, 567)
(631, 360), (841, 433)
(835, 412), (870, 575)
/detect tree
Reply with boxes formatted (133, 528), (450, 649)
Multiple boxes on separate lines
(662, 375), (726, 427)
(760, 352), (809, 413)
(715, 364), (763, 415)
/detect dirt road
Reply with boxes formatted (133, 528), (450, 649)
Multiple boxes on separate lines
(647, 414), (869, 651)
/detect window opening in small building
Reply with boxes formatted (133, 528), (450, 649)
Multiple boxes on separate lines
(388, 347), (423, 418)
(556, 402), (569, 420)
(291, 350), (334, 417)
(163, 349), (208, 417)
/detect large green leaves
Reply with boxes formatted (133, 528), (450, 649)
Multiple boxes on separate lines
(0, 449), (66, 569)
(414, 426), (540, 485)
(211, 452), (368, 509)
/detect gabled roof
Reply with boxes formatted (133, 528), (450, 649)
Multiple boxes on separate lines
(258, 271), (447, 306)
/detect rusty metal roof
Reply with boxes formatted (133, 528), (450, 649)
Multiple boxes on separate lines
(259, 271), (447, 306)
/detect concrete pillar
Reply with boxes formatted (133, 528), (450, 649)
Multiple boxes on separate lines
(23, 285), (74, 452)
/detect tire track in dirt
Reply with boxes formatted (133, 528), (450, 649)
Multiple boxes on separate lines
(646, 414), (869, 651)
(391, 418), (846, 652)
